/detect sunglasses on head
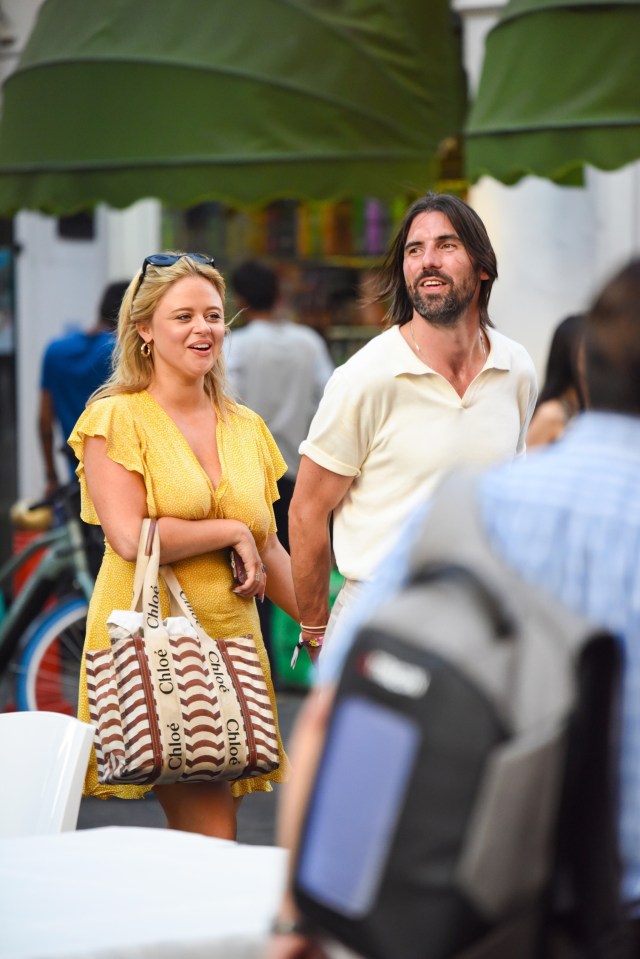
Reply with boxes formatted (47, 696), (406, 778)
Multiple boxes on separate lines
(133, 252), (215, 300)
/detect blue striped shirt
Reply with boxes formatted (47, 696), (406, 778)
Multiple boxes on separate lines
(320, 411), (640, 906)
(480, 411), (640, 907)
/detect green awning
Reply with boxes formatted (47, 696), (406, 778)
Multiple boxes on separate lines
(464, 0), (640, 186)
(0, 0), (465, 215)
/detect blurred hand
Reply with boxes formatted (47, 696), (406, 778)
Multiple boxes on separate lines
(263, 933), (330, 959)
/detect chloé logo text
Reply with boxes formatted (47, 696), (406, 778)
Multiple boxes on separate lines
(227, 718), (242, 766)
(147, 585), (160, 629)
(153, 648), (174, 694)
(166, 721), (183, 770)
(208, 649), (230, 693)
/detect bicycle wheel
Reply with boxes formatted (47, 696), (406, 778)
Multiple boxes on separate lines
(14, 595), (87, 714)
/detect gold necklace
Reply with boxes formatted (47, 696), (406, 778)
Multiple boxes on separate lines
(408, 320), (422, 354)
(409, 321), (488, 361)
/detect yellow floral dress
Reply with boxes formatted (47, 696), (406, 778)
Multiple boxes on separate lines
(68, 390), (290, 800)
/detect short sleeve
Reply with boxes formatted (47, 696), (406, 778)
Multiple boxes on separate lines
(299, 368), (370, 477)
(254, 415), (287, 526)
(68, 395), (145, 525)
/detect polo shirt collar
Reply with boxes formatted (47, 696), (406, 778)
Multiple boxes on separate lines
(486, 329), (513, 372)
(388, 324), (512, 376)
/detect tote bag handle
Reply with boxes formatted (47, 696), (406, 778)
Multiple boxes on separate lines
(130, 519), (162, 631)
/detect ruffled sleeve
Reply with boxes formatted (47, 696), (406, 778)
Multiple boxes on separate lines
(68, 395), (145, 525)
(256, 415), (286, 493)
(253, 414), (287, 529)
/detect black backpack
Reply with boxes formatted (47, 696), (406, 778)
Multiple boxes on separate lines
(292, 471), (628, 959)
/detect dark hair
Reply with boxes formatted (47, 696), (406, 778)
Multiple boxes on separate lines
(230, 259), (279, 312)
(374, 193), (498, 329)
(584, 259), (640, 415)
(99, 280), (129, 330)
(537, 314), (586, 410)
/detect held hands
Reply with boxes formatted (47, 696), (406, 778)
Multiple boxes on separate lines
(230, 528), (267, 602)
(290, 625), (325, 669)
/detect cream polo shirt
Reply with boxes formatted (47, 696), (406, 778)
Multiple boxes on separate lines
(299, 324), (537, 582)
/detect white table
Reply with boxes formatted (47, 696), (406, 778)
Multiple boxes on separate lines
(0, 826), (288, 959)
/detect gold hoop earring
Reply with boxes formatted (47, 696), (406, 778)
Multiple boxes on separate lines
(140, 341), (152, 358)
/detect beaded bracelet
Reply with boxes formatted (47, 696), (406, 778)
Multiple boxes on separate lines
(291, 631), (325, 669)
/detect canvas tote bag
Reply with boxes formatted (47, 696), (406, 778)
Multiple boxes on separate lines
(85, 518), (279, 786)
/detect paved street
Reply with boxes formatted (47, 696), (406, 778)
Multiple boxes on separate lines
(76, 690), (306, 845)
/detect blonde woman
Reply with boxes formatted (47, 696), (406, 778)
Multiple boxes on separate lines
(69, 253), (297, 839)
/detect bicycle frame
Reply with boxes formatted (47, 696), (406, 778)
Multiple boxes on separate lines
(0, 517), (94, 672)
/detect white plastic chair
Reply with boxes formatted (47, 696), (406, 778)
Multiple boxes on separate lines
(0, 711), (95, 836)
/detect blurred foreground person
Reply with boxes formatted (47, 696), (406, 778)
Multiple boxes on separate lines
(527, 313), (586, 448)
(289, 193), (537, 668)
(267, 259), (640, 956)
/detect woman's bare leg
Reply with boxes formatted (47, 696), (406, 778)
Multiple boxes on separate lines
(154, 781), (240, 839)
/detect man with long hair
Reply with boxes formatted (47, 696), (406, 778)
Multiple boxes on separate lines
(289, 193), (537, 666)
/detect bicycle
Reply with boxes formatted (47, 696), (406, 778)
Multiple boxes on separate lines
(0, 481), (97, 715)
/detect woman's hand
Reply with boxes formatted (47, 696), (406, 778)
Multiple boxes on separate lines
(231, 527), (267, 600)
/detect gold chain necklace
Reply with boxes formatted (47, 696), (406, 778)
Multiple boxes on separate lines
(409, 321), (487, 361)
(408, 320), (422, 354)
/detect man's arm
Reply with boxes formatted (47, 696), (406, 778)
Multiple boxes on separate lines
(289, 456), (353, 662)
(38, 389), (60, 495)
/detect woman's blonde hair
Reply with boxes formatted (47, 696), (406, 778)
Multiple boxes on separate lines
(89, 253), (234, 413)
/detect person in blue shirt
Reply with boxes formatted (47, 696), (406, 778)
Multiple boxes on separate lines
(38, 280), (128, 494)
(268, 259), (640, 956)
